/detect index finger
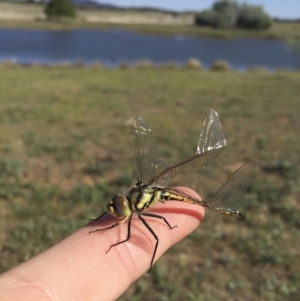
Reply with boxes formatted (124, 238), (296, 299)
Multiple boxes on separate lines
(0, 187), (204, 301)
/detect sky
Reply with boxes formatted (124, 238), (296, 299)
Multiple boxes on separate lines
(95, 0), (300, 19)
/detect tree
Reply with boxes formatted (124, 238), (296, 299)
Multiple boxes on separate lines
(195, 1), (240, 28)
(236, 4), (272, 30)
(194, 0), (272, 30)
(45, 0), (76, 20)
(212, 0), (240, 28)
(194, 10), (223, 28)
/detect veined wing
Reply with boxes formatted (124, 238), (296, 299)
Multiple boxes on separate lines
(166, 161), (255, 216)
(148, 148), (223, 186)
(206, 161), (255, 214)
(197, 109), (226, 154)
(147, 110), (226, 186)
(130, 116), (170, 186)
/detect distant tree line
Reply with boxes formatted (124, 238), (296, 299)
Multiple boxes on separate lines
(195, 0), (272, 30)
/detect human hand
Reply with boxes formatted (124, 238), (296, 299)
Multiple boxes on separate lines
(0, 187), (204, 301)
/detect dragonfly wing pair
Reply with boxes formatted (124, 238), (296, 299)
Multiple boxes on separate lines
(131, 110), (255, 215)
(130, 115), (170, 188)
(131, 109), (226, 188)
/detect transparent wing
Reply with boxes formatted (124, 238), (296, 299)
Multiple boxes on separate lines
(206, 161), (256, 214)
(147, 109), (226, 186)
(130, 116), (170, 186)
(165, 161), (255, 216)
(197, 109), (226, 154)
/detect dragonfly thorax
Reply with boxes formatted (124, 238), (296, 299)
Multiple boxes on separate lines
(128, 186), (164, 211)
(108, 194), (132, 218)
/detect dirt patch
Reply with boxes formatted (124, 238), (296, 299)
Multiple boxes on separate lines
(84, 13), (193, 25)
(0, 11), (44, 21)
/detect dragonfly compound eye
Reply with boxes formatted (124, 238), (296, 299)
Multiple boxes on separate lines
(111, 194), (131, 217)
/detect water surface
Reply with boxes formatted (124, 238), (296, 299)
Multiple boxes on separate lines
(0, 29), (296, 70)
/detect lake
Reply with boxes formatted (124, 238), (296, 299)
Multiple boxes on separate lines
(0, 29), (297, 70)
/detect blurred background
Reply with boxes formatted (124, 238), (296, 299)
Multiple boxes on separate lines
(0, 1), (299, 300)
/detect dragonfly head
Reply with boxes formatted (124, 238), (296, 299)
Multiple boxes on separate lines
(108, 194), (131, 218)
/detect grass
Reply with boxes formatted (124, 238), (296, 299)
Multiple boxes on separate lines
(0, 67), (300, 300)
(0, 2), (300, 40)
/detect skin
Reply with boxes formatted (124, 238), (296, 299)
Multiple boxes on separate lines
(0, 187), (204, 301)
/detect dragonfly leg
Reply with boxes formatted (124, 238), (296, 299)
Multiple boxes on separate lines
(138, 212), (177, 272)
(89, 211), (108, 223)
(138, 214), (159, 273)
(103, 214), (133, 253)
(89, 221), (120, 235)
(141, 212), (177, 230)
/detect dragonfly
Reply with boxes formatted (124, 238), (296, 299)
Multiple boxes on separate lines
(89, 110), (255, 272)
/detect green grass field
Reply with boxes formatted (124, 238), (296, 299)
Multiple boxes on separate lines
(0, 66), (300, 300)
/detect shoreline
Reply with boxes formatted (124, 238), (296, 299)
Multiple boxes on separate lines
(0, 59), (297, 73)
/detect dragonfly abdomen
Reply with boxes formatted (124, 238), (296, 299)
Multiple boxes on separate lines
(161, 190), (208, 208)
(214, 208), (242, 216)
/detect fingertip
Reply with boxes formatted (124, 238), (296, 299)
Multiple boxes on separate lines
(86, 186), (204, 281)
